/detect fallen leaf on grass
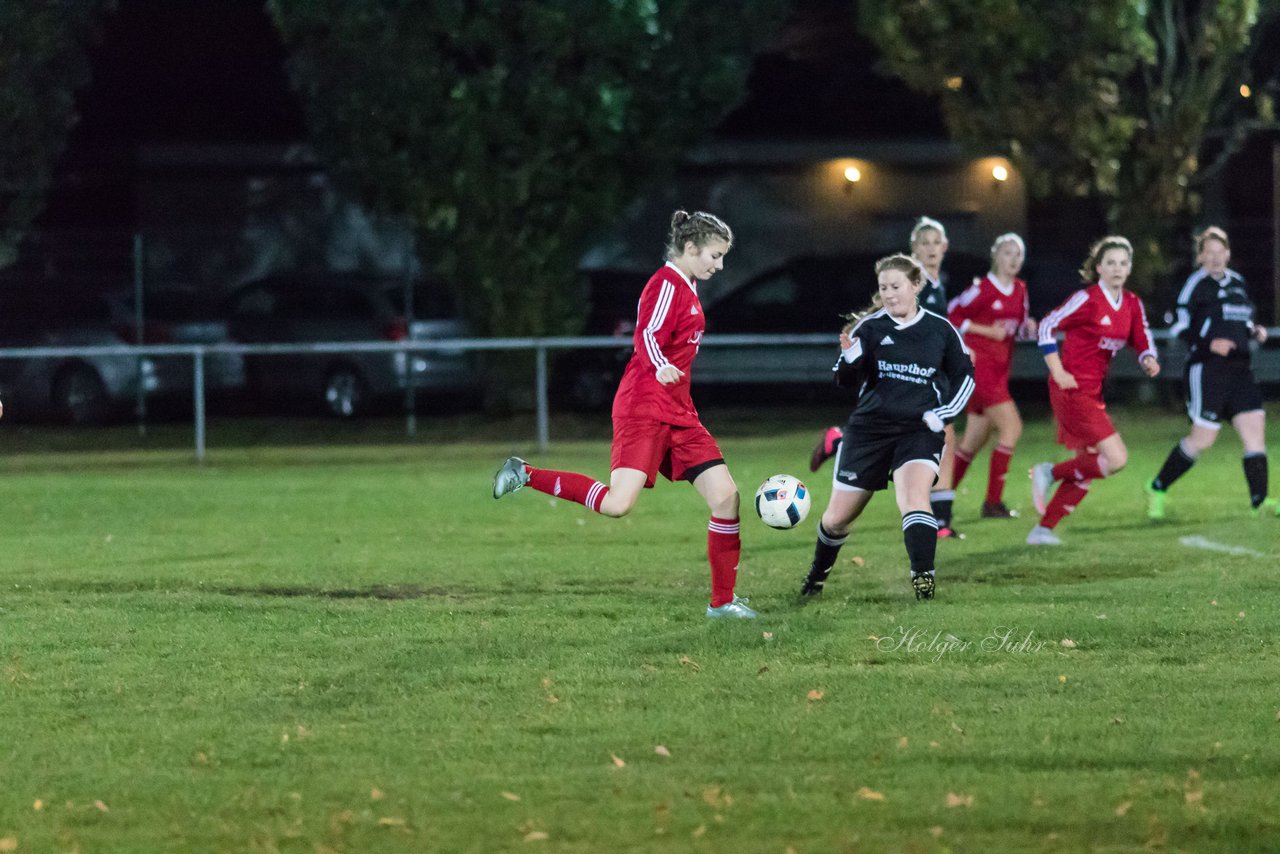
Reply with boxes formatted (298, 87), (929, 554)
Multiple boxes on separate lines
(1115, 801), (1132, 817)
(897, 736), (909, 749)
(654, 745), (671, 758)
(678, 655), (700, 672)
(1238, 611), (1246, 619)
(370, 787), (385, 801)
(94, 800), (109, 812)
(950, 721), (965, 735)
(850, 556), (865, 566)
(1060, 638), (1077, 649)
(762, 632), (774, 640)
(377, 816), (407, 827)
(757, 666), (769, 675)
(0, 838), (15, 852)
(702, 786), (733, 808)
(32, 799), (43, 811)
(610, 754), (626, 768)
(855, 787), (884, 802)
(501, 792), (521, 801)
(1058, 675), (1068, 684)
(945, 793), (974, 808)
(807, 690), (824, 702)
(1185, 790), (1203, 805)
(691, 825), (706, 838)
(523, 830), (549, 842)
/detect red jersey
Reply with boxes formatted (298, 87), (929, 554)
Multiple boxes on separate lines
(1038, 284), (1155, 396)
(947, 273), (1029, 373)
(611, 262), (705, 426)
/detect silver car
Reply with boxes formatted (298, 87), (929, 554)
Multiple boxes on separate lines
(224, 273), (475, 417)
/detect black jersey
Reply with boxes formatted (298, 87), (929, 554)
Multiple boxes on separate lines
(833, 307), (974, 431)
(920, 273), (948, 316)
(1169, 268), (1257, 364)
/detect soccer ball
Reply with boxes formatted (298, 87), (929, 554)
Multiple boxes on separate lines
(754, 474), (811, 529)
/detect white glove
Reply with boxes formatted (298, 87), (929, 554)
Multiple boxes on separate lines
(922, 410), (944, 433)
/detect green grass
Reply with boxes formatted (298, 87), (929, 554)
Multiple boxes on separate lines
(1, 404), (1278, 852)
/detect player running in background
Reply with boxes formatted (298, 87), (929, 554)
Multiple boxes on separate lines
(492, 210), (757, 619)
(948, 233), (1037, 519)
(1146, 226), (1275, 518)
(799, 254), (974, 601)
(808, 216), (966, 538)
(1027, 236), (1161, 545)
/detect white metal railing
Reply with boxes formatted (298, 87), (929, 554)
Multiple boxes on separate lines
(0, 328), (1275, 462)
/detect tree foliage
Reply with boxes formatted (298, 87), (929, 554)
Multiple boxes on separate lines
(859, 0), (1266, 291)
(267, 1), (785, 342)
(0, 0), (114, 268)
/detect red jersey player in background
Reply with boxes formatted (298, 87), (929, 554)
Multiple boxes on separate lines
(948, 233), (1037, 519)
(1026, 235), (1161, 545)
(492, 210), (758, 618)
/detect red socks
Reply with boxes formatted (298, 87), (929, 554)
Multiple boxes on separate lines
(985, 444), (1014, 505)
(1041, 480), (1091, 529)
(527, 467), (609, 512)
(707, 516), (740, 607)
(1052, 452), (1106, 484)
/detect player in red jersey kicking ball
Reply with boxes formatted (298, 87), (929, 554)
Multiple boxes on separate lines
(492, 210), (756, 618)
(1027, 236), (1161, 545)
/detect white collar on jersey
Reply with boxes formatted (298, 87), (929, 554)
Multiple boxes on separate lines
(1096, 282), (1124, 310)
(894, 306), (928, 330)
(664, 261), (697, 292)
(986, 273), (1016, 297)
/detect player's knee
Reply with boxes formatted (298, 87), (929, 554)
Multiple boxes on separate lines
(709, 488), (739, 519)
(599, 491), (638, 518)
(1103, 448), (1128, 472)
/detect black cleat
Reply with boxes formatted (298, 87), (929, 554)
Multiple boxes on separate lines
(799, 569), (830, 598)
(980, 501), (1019, 519)
(911, 572), (935, 600)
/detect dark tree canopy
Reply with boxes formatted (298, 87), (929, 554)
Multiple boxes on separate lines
(268, 1), (786, 340)
(859, 0), (1268, 291)
(0, 0), (115, 267)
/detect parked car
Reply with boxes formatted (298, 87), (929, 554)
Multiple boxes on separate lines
(105, 286), (247, 400)
(223, 272), (475, 416)
(0, 295), (166, 424)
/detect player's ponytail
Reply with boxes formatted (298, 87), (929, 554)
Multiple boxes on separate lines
(666, 210), (733, 260)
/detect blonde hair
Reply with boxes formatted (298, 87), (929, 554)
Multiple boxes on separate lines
(910, 216), (948, 245)
(1078, 235), (1133, 283)
(1194, 225), (1230, 257)
(989, 232), (1026, 270)
(665, 210), (733, 260)
(841, 254), (924, 331)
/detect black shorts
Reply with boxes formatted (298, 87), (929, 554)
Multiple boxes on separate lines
(1184, 359), (1263, 428)
(832, 424), (944, 492)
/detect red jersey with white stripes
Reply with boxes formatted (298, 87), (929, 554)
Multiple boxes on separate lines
(611, 262), (705, 426)
(1038, 284), (1155, 396)
(947, 273), (1029, 373)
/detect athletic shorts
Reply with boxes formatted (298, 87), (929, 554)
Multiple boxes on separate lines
(1048, 383), (1116, 450)
(611, 416), (724, 488)
(1185, 359), (1264, 428)
(967, 361), (1014, 415)
(832, 424), (944, 492)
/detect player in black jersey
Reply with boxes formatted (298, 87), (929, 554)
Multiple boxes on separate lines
(1146, 227), (1275, 518)
(808, 217), (966, 537)
(799, 254), (975, 600)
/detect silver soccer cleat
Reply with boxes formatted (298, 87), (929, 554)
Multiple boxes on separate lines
(1025, 525), (1062, 546)
(492, 456), (530, 499)
(1029, 462), (1055, 516)
(706, 595), (758, 619)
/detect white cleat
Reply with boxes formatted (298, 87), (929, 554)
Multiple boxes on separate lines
(1026, 525), (1062, 546)
(706, 595), (758, 619)
(1030, 462), (1055, 516)
(492, 456), (530, 499)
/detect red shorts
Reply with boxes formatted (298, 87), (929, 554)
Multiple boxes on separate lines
(1048, 383), (1116, 450)
(611, 416), (724, 488)
(967, 363), (1013, 415)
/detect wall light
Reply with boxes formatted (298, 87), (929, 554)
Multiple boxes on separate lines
(992, 164), (1009, 183)
(844, 166), (862, 184)
(1240, 84), (1253, 98)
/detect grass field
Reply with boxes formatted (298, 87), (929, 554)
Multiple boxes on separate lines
(1, 403), (1278, 853)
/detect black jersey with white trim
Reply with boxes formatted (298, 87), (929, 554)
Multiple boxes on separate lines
(920, 274), (948, 315)
(1169, 268), (1256, 364)
(833, 307), (974, 430)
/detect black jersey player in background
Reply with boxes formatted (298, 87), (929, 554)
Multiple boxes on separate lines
(799, 254), (974, 601)
(1146, 226), (1275, 518)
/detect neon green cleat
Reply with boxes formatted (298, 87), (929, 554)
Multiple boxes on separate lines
(1144, 483), (1167, 520)
(1250, 498), (1278, 519)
